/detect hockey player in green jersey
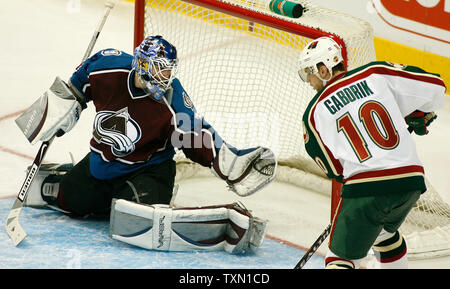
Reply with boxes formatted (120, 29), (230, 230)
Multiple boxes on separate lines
(298, 37), (446, 269)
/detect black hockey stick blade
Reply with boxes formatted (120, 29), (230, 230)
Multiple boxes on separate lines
(6, 138), (54, 246)
(294, 224), (331, 269)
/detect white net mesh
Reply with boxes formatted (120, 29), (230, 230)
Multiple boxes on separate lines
(140, 0), (450, 259)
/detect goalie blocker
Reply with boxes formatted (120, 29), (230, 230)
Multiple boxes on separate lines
(15, 76), (83, 144)
(110, 199), (268, 254)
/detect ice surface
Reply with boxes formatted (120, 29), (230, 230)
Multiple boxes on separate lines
(0, 198), (324, 269)
(0, 0), (448, 269)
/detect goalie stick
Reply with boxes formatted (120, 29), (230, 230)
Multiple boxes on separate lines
(6, 1), (115, 246)
(293, 224), (331, 269)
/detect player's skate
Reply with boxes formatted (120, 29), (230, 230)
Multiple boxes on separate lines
(23, 163), (72, 212)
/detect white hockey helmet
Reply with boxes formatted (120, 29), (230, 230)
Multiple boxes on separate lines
(298, 37), (344, 82)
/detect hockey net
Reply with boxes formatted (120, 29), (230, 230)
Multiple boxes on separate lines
(135, 0), (450, 260)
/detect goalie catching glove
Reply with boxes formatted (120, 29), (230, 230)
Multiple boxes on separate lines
(405, 110), (437, 135)
(15, 76), (82, 144)
(212, 144), (277, 197)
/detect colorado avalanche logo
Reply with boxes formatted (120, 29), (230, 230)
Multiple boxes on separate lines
(93, 107), (142, 157)
(101, 49), (122, 56)
(182, 91), (194, 110)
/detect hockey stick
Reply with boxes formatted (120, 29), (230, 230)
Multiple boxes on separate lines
(6, 1), (115, 246)
(293, 224), (331, 269)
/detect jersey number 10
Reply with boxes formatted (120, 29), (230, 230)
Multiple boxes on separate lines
(337, 100), (400, 162)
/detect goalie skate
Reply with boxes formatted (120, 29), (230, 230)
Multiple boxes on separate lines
(23, 163), (72, 209)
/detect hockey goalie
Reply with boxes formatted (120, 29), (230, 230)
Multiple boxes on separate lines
(14, 35), (275, 254)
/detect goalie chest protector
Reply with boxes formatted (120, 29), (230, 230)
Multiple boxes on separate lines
(70, 49), (175, 164)
(69, 49), (220, 175)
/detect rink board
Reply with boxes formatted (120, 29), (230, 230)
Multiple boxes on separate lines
(0, 198), (323, 269)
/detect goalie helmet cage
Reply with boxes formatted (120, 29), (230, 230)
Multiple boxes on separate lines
(134, 0), (450, 260)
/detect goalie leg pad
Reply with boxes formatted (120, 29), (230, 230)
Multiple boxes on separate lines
(109, 199), (267, 254)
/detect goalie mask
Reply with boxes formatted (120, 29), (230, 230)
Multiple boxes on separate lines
(298, 37), (344, 84)
(132, 35), (178, 102)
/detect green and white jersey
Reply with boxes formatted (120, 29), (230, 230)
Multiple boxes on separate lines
(302, 61), (446, 197)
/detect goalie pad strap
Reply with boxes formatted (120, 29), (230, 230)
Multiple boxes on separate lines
(110, 199), (267, 254)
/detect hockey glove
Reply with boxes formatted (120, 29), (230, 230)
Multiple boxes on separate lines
(212, 144), (277, 197)
(405, 110), (437, 135)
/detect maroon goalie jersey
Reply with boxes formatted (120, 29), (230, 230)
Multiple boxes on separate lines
(69, 49), (224, 180)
